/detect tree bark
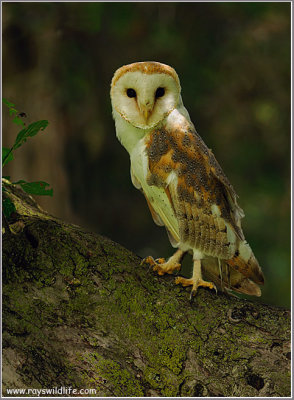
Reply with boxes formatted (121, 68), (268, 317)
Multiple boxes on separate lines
(2, 181), (291, 397)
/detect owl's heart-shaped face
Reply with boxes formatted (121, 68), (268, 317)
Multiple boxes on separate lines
(111, 62), (181, 129)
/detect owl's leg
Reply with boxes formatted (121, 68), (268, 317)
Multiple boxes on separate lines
(141, 249), (185, 275)
(175, 259), (217, 298)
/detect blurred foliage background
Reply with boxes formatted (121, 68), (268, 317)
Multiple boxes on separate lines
(2, 2), (290, 307)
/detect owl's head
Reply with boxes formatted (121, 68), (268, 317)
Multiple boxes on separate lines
(111, 61), (181, 129)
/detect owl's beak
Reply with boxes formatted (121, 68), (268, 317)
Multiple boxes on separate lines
(139, 103), (153, 123)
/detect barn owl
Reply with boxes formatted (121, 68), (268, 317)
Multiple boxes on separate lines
(110, 61), (264, 298)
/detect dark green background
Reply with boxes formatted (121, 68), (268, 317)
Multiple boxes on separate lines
(3, 2), (290, 307)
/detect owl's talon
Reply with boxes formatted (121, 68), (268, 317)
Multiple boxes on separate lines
(153, 262), (181, 275)
(140, 256), (156, 267)
(155, 258), (166, 264)
(176, 276), (217, 297)
(141, 255), (181, 275)
(153, 264), (165, 276)
(175, 276), (193, 287)
(141, 249), (184, 280)
(190, 289), (197, 301)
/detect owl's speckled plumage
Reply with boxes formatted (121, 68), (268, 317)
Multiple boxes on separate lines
(111, 61), (264, 297)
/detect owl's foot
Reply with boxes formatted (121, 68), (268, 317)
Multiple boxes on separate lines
(175, 259), (217, 298)
(141, 249), (185, 276)
(141, 255), (180, 275)
(175, 276), (217, 298)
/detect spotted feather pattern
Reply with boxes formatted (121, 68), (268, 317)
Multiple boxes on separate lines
(145, 124), (244, 259)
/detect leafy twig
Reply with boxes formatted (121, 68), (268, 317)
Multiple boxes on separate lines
(2, 98), (53, 219)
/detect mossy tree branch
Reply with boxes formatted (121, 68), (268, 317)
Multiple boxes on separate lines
(2, 181), (290, 397)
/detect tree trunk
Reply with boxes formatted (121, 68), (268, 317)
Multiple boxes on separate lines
(2, 181), (291, 397)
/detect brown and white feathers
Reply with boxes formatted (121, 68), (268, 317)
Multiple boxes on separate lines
(110, 61), (264, 296)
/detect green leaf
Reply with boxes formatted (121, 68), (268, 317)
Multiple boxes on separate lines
(12, 116), (25, 127)
(2, 147), (14, 167)
(2, 98), (18, 118)
(14, 180), (53, 196)
(9, 108), (18, 117)
(2, 98), (15, 108)
(3, 176), (10, 181)
(2, 197), (16, 218)
(13, 120), (49, 150)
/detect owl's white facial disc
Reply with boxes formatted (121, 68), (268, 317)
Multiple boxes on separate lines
(111, 63), (181, 129)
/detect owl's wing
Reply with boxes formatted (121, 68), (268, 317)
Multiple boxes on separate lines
(144, 119), (264, 288)
(206, 147), (245, 237)
(145, 122), (244, 250)
(130, 158), (180, 247)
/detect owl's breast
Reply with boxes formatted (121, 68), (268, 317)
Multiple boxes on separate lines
(130, 138), (150, 185)
(130, 137), (180, 244)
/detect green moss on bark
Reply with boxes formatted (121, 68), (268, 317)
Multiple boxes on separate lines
(2, 182), (291, 397)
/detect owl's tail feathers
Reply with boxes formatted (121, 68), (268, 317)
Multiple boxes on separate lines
(203, 259), (263, 297)
(225, 240), (264, 286)
(233, 277), (262, 297)
(202, 241), (264, 297)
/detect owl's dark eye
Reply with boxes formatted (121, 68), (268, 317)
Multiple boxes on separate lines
(155, 87), (165, 98)
(126, 88), (136, 98)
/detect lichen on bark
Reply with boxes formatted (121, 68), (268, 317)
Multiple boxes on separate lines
(2, 181), (291, 397)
